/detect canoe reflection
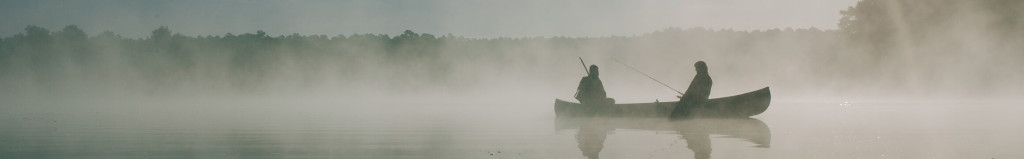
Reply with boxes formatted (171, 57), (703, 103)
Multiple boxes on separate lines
(557, 117), (770, 159)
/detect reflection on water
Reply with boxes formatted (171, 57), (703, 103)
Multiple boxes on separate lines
(575, 118), (612, 159)
(4, 102), (1024, 158)
(560, 117), (770, 159)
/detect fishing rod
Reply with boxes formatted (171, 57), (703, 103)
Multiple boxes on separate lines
(579, 57), (589, 75)
(575, 57), (589, 98)
(613, 59), (684, 95)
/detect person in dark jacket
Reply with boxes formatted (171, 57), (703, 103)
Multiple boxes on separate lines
(680, 61), (712, 101)
(672, 61), (712, 119)
(575, 65), (612, 105)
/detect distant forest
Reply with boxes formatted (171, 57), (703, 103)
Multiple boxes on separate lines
(1, 0), (1022, 97)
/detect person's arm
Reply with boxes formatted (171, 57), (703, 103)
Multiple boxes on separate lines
(679, 75), (699, 100)
(575, 77), (589, 101)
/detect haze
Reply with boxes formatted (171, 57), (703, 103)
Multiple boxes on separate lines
(1, 0), (1023, 158)
(1, 0), (858, 38)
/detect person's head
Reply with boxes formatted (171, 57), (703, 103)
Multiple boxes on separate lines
(589, 65), (599, 77)
(694, 61), (708, 73)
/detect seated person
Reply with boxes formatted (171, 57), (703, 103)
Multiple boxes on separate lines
(575, 65), (614, 105)
(672, 61), (712, 119)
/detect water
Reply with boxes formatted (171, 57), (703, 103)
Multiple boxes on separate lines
(2, 100), (1023, 158)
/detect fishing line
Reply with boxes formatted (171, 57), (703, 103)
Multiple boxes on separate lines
(613, 59), (684, 95)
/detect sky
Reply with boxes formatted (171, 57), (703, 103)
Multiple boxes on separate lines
(0, 0), (859, 38)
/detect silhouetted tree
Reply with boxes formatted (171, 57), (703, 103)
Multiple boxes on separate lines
(151, 26), (172, 42)
(55, 25), (87, 42)
(1, 22), (1017, 95)
(24, 25), (52, 45)
(839, 0), (1023, 51)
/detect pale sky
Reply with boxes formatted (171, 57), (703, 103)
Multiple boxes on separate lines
(0, 0), (860, 38)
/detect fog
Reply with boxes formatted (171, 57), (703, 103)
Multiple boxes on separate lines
(3, 0), (1022, 101)
(0, 0), (858, 38)
(2, 0), (1023, 131)
(2, 0), (1023, 158)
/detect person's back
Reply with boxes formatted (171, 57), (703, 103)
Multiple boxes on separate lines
(679, 61), (712, 101)
(576, 65), (608, 105)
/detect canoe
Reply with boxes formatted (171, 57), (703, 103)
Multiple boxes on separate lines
(554, 87), (770, 118)
(555, 117), (771, 148)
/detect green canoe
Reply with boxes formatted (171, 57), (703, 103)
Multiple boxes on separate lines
(555, 87), (771, 118)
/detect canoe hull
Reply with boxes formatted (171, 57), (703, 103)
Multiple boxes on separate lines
(554, 87), (771, 118)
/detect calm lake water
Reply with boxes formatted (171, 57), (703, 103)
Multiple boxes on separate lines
(2, 100), (1023, 159)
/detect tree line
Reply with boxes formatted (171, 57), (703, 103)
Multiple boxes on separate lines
(1, 0), (1021, 97)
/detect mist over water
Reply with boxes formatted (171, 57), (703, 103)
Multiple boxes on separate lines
(2, 0), (1023, 158)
